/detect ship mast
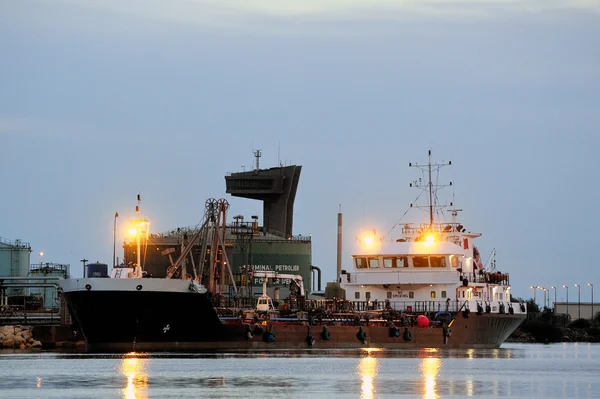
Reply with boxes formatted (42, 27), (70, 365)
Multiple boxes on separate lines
(428, 150), (434, 228)
(409, 151), (453, 227)
(136, 194), (141, 270)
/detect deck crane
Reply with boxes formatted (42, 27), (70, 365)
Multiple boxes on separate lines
(164, 198), (238, 296)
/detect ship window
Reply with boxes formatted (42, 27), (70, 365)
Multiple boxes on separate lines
(355, 257), (368, 269)
(355, 292), (360, 299)
(366, 292), (371, 300)
(383, 257), (407, 268)
(451, 255), (459, 268)
(462, 291), (465, 298)
(409, 291), (414, 299)
(499, 293), (503, 300)
(368, 258), (380, 268)
(413, 256), (429, 267)
(430, 291), (436, 298)
(494, 293), (498, 300)
(429, 256), (446, 267)
(387, 292), (392, 299)
(441, 291), (447, 298)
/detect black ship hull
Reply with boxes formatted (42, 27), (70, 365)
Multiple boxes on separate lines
(62, 278), (224, 352)
(61, 279), (525, 352)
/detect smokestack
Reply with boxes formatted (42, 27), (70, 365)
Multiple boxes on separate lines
(337, 206), (342, 283)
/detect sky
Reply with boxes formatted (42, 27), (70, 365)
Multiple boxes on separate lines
(1, 0), (599, 303)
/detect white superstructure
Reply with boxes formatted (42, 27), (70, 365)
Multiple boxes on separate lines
(341, 152), (525, 316)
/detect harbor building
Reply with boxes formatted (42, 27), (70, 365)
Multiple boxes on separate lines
(123, 161), (316, 298)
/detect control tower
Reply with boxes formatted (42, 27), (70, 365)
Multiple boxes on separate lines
(225, 151), (301, 238)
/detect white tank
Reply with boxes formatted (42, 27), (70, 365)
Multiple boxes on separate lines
(0, 238), (32, 277)
(0, 238), (32, 296)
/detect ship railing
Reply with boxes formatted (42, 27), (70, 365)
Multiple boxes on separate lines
(214, 295), (355, 314)
(351, 300), (461, 313)
(460, 271), (510, 286)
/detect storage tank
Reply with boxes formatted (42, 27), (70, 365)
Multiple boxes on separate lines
(86, 263), (109, 278)
(0, 238), (32, 296)
(28, 263), (70, 310)
(0, 238), (32, 277)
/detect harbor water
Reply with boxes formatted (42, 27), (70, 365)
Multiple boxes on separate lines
(1, 343), (599, 398)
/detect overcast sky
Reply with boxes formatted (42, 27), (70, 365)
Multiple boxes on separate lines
(1, 0), (599, 303)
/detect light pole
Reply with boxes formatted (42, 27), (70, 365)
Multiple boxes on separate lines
(530, 286), (537, 305)
(575, 284), (581, 320)
(113, 212), (119, 269)
(551, 286), (557, 310)
(80, 258), (88, 278)
(563, 285), (569, 318)
(538, 286), (547, 310)
(38, 252), (44, 265)
(589, 283), (594, 321)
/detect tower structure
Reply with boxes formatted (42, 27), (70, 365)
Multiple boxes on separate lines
(225, 153), (301, 238)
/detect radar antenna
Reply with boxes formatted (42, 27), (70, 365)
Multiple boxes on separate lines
(409, 150), (452, 227)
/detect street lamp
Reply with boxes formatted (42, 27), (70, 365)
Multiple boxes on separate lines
(530, 286), (537, 305)
(563, 285), (569, 318)
(113, 212), (119, 269)
(551, 286), (557, 310)
(575, 284), (581, 320)
(538, 286), (547, 310)
(589, 283), (594, 321)
(38, 252), (44, 265)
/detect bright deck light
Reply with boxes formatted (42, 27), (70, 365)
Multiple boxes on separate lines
(423, 235), (435, 246)
(129, 227), (138, 236)
(363, 235), (374, 248)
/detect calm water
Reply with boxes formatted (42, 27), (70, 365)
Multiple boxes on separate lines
(0, 343), (599, 398)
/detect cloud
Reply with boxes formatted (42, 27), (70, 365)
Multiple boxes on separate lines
(26, 0), (600, 34)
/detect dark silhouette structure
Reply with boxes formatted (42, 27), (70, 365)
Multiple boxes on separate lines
(225, 165), (302, 238)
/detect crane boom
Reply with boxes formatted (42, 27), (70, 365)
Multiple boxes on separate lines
(165, 218), (209, 279)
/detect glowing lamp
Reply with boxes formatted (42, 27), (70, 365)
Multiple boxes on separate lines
(129, 227), (138, 237)
(363, 235), (374, 248)
(423, 235), (435, 247)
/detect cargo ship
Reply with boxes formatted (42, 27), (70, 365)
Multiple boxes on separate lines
(60, 152), (526, 351)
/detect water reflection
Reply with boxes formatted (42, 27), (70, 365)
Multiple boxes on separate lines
(119, 355), (149, 399)
(420, 357), (441, 399)
(357, 354), (379, 399)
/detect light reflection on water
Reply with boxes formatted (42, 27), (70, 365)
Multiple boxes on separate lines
(119, 355), (149, 399)
(357, 355), (378, 399)
(0, 344), (598, 398)
(420, 357), (441, 399)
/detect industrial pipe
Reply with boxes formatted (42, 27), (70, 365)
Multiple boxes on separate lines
(310, 265), (322, 291)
